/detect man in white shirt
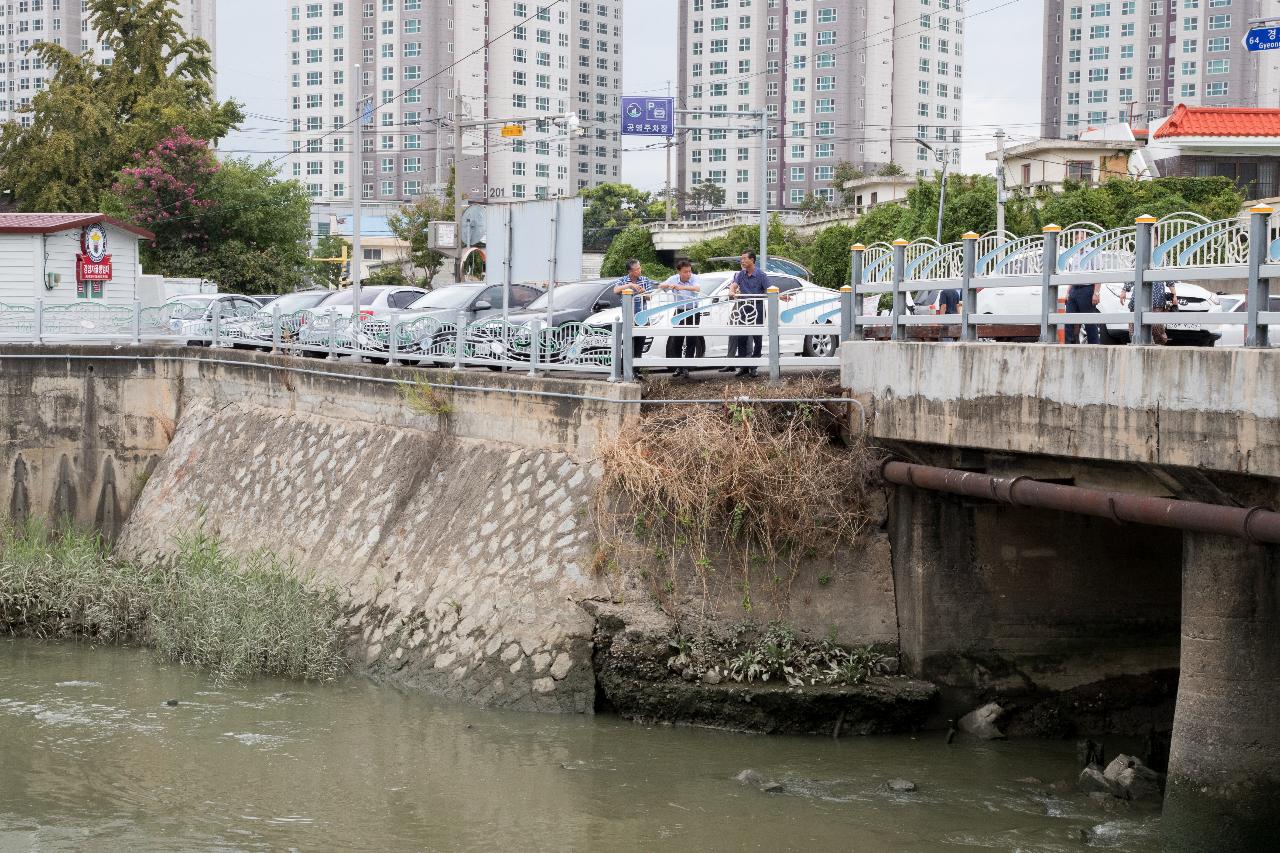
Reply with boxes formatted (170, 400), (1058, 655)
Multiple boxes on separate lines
(660, 260), (702, 378)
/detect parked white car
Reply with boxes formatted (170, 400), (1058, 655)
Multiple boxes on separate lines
(974, 279), (1224, 346)
(569, 270), (841, 363)
(164, 293), (262, 345)
(1213, 294), (1280, 347)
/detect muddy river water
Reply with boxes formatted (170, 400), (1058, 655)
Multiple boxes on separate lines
(0, 640), (1160, 851)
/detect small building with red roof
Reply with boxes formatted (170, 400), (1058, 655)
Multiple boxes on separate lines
(1146, 105), (1280, 201)
(0, 213), (153, 308)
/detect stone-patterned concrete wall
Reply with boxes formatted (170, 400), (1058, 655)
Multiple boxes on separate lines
(118, 398), (609, 713)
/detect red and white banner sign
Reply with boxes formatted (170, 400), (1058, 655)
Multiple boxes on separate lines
(76, 254), (112, 281)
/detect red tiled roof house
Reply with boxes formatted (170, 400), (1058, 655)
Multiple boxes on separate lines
(1147, 105), (1280, 200)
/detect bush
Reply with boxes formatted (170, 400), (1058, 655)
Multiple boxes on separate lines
(0, 520), (345, 683)
(600, 224), (672, 280)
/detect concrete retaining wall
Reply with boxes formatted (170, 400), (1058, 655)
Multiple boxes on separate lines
(841, 341), (1280, 479)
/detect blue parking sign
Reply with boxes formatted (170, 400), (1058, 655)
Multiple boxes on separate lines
(620, 96), (674, 136)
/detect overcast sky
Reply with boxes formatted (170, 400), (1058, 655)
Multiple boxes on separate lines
(216, 0), (1044, 189)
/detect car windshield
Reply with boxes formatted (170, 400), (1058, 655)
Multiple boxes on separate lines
(318, 287), (384, 307)
(168, 295), (215, 309)
(406, 285), (484, 310)
(258, 291), (329, 314)
(525, 282), (605, 310)
(698, 273), (733, 295)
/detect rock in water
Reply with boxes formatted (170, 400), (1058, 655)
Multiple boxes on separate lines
(1102, 755), (1163, 802)
(735, 769), (766, 787)
(958, 702), (1006, 740)
(1077, 766), (1118, 796)
(760, 781), (785, 794)
(887, 779), (917, 793)
(164, 699), (179, 707)
(701, 669), (722, 685)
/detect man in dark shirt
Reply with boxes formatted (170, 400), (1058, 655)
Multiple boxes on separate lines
(938, 288), (961, 342)
(1064, 282), (1100, 345)
(726, 250), (768, 378)
(613, 258), (656, 367)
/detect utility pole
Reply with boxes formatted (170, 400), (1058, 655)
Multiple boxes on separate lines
(915, 137), (948, 243)
(453, 89), (465, 283)
(664, 81), (673, 224)
(351, 64), (364, 327)
(994, 129), (1006, 237)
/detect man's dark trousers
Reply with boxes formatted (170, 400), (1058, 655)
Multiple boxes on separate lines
(1064, 287), (1100, 345)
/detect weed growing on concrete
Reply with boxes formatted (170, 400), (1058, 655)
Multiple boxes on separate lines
(399, 377), (455, 416)
(0, 520), (345, 683)
(595, 376), (880, 618)
(667, 622), (894, 688)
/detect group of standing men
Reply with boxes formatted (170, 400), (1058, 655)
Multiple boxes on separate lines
(613, 250), (769, 378)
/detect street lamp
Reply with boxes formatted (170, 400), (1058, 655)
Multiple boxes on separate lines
(915, 137), (949, 244)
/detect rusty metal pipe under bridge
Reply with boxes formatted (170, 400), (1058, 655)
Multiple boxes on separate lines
(882, 460), (1280, 545)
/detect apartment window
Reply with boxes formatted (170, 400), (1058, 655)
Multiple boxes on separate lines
(1090, 2), (1110, 14)
(1069, 27), (1081, 41)
(1069, 48), (1081, 62)
(1120, 22), (1134, 36)
(817, 8), (835, 22)
(816, 30), (835, 46)
(1207, 58), (1228, 74)
(1208, 14), (1230, 29)
(1119, 65), (1133, 79)
(1068, 70), (1081, 83)
(1087, 88), (1106, 103)
(1181, 61), (1196, 75)
(1206, 81), (1228, 96)
(1089, 46), (1109, 60)
(1183, 17), (1198, 30)
(815, 98), (834, 113)
(1070, 5), (1083, 18)
(1090, 24), (1109, 38)
(1207, 36), (1229, 51)
(404, 19), (420, 33)
(920, 36), (931, 50)
(1068, 91), (1081, 105)
(1182, 38), (1197, 54)
(815, 120), (834, 136)
(816, 52), (835, 68)
(815, 142), (834, 158)
(1180, 83), (1196, 97)
(1121, 0), (1135, 11)
(1120, 44), (1134, 57)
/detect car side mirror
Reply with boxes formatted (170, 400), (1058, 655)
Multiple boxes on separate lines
(592, 301), (609, 312)
(474, 300), (492, 310)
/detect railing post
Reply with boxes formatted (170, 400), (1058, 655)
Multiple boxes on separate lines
(1040, 225), (1061, 343)
(33, 297), (43, 344)
(839, 285), (853, 342)
(766, 285), (781, 380)
(527, 317), (543, 377)
(271, 303), (281, 353)
(850, 243), (865, 341)
(132, 298), (142, 345)
(960, 231), (978, 342)
(1133, 215), (1155, 345)
(389, 318), (400, 363)
(1247, 204), (1273, 348)
(890, 239), (907, 342)
(621, 288), (635, 381)
(453, 308), (466, 370)
(608, 320), (622, 382)
(211, 299), (222, 348)
(326, 312), (337, 360)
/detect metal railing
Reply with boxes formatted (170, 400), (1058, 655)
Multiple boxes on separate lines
(5, 206), (1280, 385)
(0, 300), (618, 377)
(847, 205), (1280, 348)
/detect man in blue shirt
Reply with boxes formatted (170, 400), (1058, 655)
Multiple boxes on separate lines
(614, 258), (656, 367)
(660, 259), (702, 378)
(726, 251), (768, 378)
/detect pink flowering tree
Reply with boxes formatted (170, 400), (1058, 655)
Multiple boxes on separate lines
(109, 126), (220, 256)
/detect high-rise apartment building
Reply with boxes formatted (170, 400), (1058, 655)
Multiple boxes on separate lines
(677, 0), (964, 211)
(0, 0), (216, 125)
(1041, 0), (1280, 138)
(285, 0), (622, 214)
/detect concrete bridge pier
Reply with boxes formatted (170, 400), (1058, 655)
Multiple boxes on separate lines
(1164, 533), (1280, 853)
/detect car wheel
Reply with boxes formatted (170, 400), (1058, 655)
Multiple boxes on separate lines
(803, 329), (838, 357)
(367, 356), (389, 365)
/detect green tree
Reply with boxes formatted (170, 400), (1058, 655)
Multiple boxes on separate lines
(579, 182), (664, 250)
(807, 224), (855, 289)
(309, 235), (351, 289)
(685, 215), (799, 271)
(106, 148), (311, 294)
(0, 0), (241, 211)
(831, 161), (865, 205)
(798, 192), (829, 213)
(688, 179), (727, 211)
(364, 265), (409, 286)
(849, 202), (909, 247)
(600, 225), (672, 280)
(877, 162), (906, 177)
(386, 193), (452, 287)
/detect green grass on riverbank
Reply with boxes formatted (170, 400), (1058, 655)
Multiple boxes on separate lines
(0, 521), (345, 683)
